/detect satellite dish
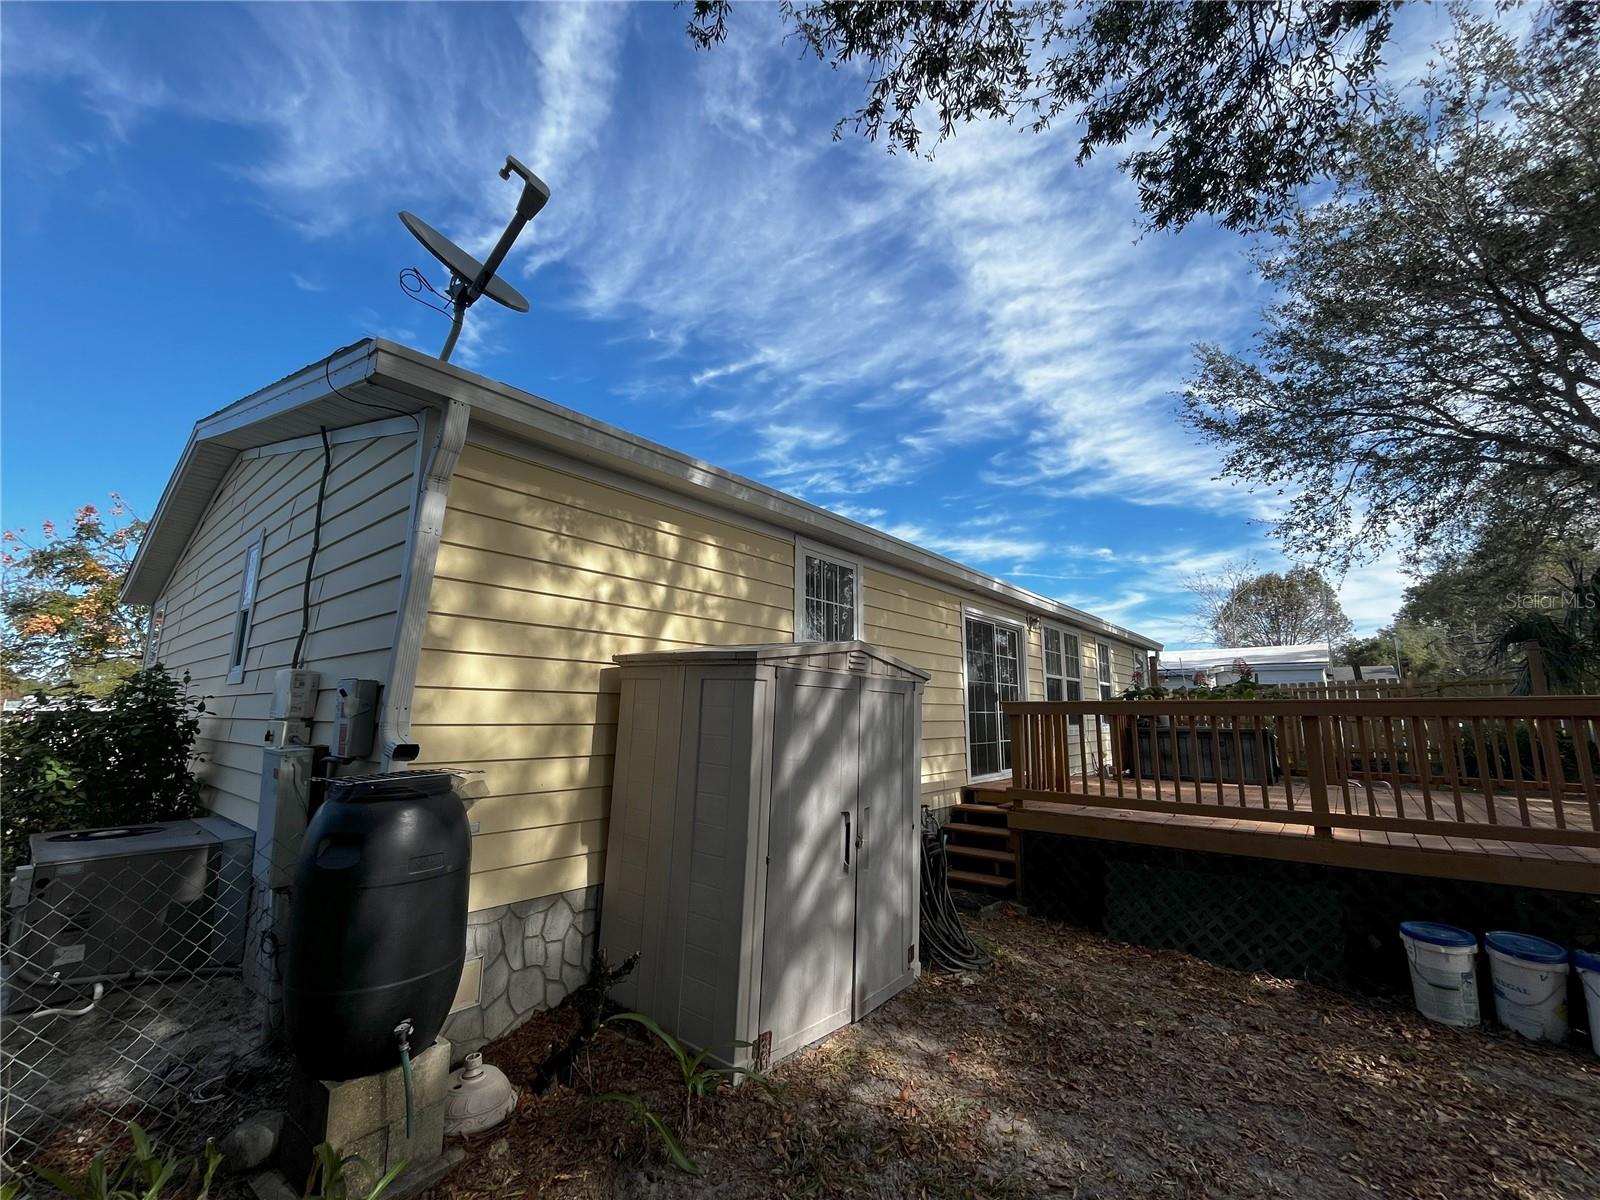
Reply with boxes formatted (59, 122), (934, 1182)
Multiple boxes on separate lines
(398, 155), (550, 361)
(399, 213), (530, 313)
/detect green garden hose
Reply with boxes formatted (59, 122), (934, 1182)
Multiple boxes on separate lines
(395, 1020), (415, 1140)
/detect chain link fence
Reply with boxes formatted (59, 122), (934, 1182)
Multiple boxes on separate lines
(1, 819), (291, 1178)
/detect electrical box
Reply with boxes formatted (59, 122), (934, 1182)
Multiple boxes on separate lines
(332, 678), (380, 761)
(270, 669), (319, 721)
(256, 744), (319, 890)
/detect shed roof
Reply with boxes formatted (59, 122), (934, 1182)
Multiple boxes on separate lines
(124, 338), (1162, 650)
(615, 641), (931, 681)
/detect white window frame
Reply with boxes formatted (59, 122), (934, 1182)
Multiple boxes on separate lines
(1097, 640), (1114, 701)
(793, 539), (864, 643)
(226, 530), (265, 685)
(144, 600), (167, 670)
(960, 605), (1029, 784)
(1041, 623), (1083, 705)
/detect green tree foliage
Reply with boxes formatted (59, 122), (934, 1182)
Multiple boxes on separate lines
(1338, 622), (1468, 680)
(688, 0), (1398, 231)
(2, 497), (147, 696)
(1188, 560), (1352, 647)
(0, 667), (205, 872)
(1184, 11), (1600, 566)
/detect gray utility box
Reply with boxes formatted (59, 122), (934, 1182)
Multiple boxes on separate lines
(601, 642), (927, 1070)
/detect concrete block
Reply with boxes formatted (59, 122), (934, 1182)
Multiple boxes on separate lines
(385, 1099), (446, 1168)
(282, 1037), (451, 1188)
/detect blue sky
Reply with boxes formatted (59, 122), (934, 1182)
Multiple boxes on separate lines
(2, 2), (1460, 647)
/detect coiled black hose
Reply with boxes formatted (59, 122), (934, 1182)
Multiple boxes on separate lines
(919, 809), (991, 972)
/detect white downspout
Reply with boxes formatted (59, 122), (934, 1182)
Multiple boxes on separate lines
(382, 398), (470, 766)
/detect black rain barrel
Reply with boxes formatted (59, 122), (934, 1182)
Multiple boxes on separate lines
(284, 770), (470, 1080)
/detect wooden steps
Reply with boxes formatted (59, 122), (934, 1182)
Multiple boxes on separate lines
(941, 788), (1018, 897)
(946, 844), (1016, 865)
(947, 868), (1015, 890)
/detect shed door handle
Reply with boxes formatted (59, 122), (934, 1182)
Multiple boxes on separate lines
(842, 811), (851, 872)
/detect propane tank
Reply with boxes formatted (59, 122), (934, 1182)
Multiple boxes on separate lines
(444, 1052), (516, 1135)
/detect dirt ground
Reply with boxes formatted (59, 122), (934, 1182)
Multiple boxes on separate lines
(433, 907), (1600, 1200)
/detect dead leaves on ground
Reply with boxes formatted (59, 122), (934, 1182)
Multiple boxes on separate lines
(433, 908), (1600, 1200)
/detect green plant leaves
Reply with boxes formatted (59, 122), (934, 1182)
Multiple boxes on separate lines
(596, 1093), (702, 1176)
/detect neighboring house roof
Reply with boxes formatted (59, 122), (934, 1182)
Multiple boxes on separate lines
(1161, 644), (1331, 671)
(123, 338), (1162, 651)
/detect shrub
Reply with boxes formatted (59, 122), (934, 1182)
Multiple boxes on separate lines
(1, 666), (205, 872)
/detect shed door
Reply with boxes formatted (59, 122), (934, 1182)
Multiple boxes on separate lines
(853, 675), (916, 1015)
(761, 670), (858, 1062)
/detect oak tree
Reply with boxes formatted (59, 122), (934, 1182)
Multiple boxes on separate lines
(1183, 13), (1600, 566)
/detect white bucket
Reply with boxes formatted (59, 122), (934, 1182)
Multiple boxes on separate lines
(1575, 950), (1600, 1057)
(1485, 931), (1569, 1043)
(1398, 922), (1479, 1028)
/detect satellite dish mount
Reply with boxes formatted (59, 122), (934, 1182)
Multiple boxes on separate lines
(399, 156), (550, 361)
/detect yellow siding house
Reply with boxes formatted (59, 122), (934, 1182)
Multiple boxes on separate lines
(124, 339), (1160, 1049)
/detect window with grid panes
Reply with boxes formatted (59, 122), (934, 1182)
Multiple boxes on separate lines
(1042, 626), (1083, 702)
(799, 548), (858, 641)
(964, 615), (1023, 778)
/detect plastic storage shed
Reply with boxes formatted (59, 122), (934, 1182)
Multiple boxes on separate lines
(600, 642), (927, 1069)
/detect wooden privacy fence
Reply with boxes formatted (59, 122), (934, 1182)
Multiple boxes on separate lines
(1004, 697), (1600, 849)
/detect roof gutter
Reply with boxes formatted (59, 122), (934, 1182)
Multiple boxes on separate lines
(365, 341), (1163, 651)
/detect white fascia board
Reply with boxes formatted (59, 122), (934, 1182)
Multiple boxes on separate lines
(122, 342), (386, 606)
(367, 339), (1163, 651)
(194, 341), (378, 443)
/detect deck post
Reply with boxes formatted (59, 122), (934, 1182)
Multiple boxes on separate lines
(1520, 641), (1551, 696)
(1008, 712), (1024, 810)
(1300, 714), (1334, 838)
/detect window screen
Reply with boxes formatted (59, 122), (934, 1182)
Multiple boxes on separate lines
(801, 550), (858, 642)
(1097, 640), (1113, 700)
(227, 535), (263, 683)
(144, 602), (166, 670)
(965, 615), (1022, 778)
(1043, 626), (1082, 703)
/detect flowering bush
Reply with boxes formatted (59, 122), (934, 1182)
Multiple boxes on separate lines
(2, 495), (146, 695)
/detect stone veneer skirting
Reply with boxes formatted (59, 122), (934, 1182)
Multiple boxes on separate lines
(441, 884), (600, 1055)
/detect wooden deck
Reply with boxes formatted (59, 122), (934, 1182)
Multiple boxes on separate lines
(994, 696), (1600, 896)
(975, 780), (1600, 894)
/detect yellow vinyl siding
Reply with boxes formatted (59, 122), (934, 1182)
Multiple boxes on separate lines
(151, 431), (420, 828)
(862, 569), (978, 806)
(410, 443), (794, 912)
(418, 440), (1155, 910)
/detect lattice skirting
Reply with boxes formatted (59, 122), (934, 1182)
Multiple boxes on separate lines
(1019, 832), (1600, 997)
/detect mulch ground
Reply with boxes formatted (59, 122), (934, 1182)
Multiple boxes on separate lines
(430, 907), (1600, 1200)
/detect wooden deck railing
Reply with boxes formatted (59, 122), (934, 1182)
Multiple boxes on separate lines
(1274, 677), (1516, 700)
(1003, 697), (1600, 849)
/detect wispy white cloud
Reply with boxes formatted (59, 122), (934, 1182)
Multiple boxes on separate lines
(2, 2), (1419, 638)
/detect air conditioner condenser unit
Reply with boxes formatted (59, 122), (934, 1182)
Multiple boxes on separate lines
(6, 816), (252, 986)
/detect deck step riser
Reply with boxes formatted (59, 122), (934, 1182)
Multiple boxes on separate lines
(945, 846), (1016, 865)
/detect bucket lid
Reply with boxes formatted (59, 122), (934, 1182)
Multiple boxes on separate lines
(1399, 921), (1476, 949)
(1484, 930), (1568, 965)
(1571, 947), (1600, 973)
